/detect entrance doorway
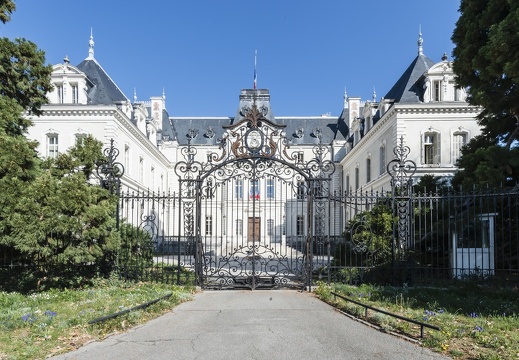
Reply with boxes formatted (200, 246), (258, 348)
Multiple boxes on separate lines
(248, 217), (261, 243)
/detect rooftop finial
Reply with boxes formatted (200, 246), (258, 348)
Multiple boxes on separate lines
(88, 28), (94, 59)
(418, 25), (423, 56)
(372, 86), (377, 102)
(63, 55), (70, 64)
(133, 88), (137, 103)
(343, 86), (348, 109)
(162, 87), (166, 101)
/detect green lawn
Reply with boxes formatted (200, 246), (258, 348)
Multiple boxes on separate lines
(1, 277), (517, 360)
(0, 277), (194, 360)
(315, 282), (519, 360)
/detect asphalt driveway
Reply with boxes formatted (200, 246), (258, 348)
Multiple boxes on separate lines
(50, 290), (450, 360)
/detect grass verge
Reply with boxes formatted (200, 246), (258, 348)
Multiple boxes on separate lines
(314, 282), (519, 360)
(0, 276), (195, 360)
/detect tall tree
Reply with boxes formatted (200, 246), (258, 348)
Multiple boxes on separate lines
(0, 0), (52, 260)
(451, 0), (519, 186)
(9, 137), (119, 269)
(0, 0), (15, 24)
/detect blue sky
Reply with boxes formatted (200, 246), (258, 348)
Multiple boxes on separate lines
(1, 1), (461, 117)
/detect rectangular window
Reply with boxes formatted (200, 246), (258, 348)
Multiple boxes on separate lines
(75, 134), (86, 146)
(423, 133), (440, 165)
(160, 174), (164, 193)
(139, 157), (144, 183)
(57, 85), (64, 104)
(205, 215), (212, 236)
(314, 181), (324, 197)
(346, 175), (350, 193)
(249, 180), (259, 199)
(296, 215), (305, 236)
(266, 178), (275, 199)
(433, 81), (441, 101)
(267, 219), (274, 236)
(355, 168), (360, 190)
(235, 219), (243, 235)
(235, 179), (243, 199)
(124, 145), (130, 175)
(366, 158), (371, 183)
(47, 134), (59, 158)
(205, 179), (214, 198)
(71, 84), (78, 104)
(452, 133), (467, 165)
(379, 146), (386, 175)
(296, 181), (305, 200)
(314, 215), (324, 236)
(151, 167), (155, 191)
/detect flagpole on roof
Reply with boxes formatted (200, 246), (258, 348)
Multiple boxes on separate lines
(254, 50), (257, 90)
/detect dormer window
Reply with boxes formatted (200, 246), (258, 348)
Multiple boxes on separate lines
(433, 80), (441, 101)
(71, 84), (79, 104)
(57, 84), (64, 104)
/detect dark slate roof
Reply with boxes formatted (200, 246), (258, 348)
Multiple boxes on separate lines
(335, 108), (350, 140)
(170, 89), (347, 146)
(161, 109), (176, 142)
(170, 117), (232, 145)
(276, 116), (342, 145)
(384, 54), (435, 103)
(76, 59), (129, 105)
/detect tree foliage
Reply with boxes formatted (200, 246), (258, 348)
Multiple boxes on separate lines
(452, 135), (519, 188)
(0, 0), (15, 24)
(451, 0), (519, 186)
(0, 3), (120, 281)
(0, 37), (53, 117)
(8, 137), (119, 268)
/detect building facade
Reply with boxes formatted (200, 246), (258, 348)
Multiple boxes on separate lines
(25, 33), (482, 280)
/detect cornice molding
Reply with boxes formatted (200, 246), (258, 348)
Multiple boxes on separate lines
(395, 104), (482, 115)
(37, 106), (172, 167)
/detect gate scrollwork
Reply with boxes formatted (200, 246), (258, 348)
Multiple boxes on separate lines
(175, 101), (335, 289)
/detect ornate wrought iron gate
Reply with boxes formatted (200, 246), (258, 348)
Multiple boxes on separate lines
(175, 104), (335, 289)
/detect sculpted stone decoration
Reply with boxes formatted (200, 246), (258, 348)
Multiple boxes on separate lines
(204, 127), (215, 138)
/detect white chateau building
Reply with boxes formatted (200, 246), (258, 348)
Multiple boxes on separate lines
(25, 33), (482, 264)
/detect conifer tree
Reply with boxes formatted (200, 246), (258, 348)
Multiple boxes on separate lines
(452, 0), (519, 187)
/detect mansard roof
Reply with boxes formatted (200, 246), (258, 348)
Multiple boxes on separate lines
(161, 109), (177, 142)
(169, 88), (345, 146)
(383, 54), (435, 103)
(276, 116), (343, 145)
(171, 117), (232, 145)
(76, 58), (129, 105)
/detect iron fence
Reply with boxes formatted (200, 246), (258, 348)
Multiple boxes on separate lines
(329, 187), (519, 287)
(2, 186), (519, 290)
